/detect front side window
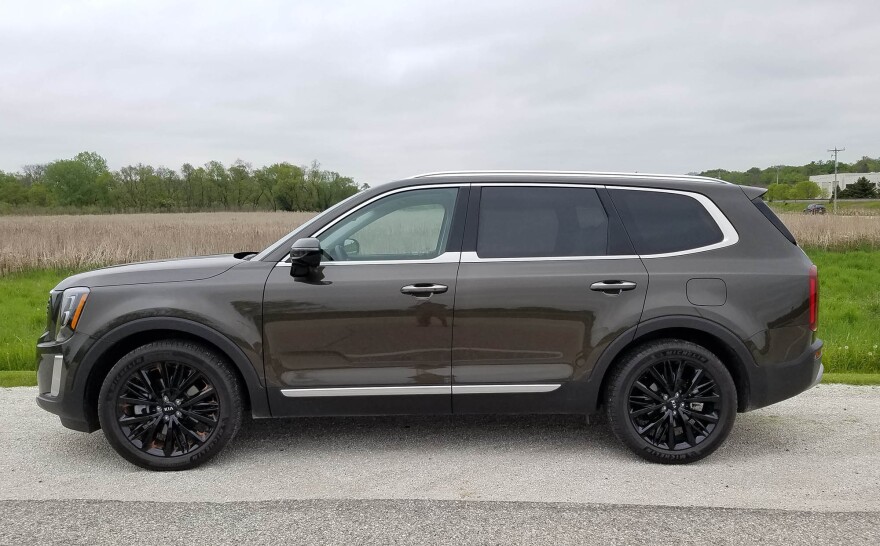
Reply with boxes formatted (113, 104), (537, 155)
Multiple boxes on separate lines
(609, 189), (724, 255)
(476, 187), (609, 258)
(318, 188), (458, 261)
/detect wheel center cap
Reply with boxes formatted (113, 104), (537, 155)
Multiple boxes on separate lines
(162, 403), (177, 415)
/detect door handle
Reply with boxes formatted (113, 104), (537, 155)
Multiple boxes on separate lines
(400, 283), (448, 297)
(590, 280), (637, 294)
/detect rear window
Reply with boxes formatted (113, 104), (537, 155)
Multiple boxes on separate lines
(752, 197), (797, 244)
(477, 187), (609, 258)
(609, 189), (723, 255)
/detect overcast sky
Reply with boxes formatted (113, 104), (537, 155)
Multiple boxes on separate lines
(1, 1), (879, 184)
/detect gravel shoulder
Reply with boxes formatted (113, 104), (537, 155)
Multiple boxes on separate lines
(1, 384), (878, 512)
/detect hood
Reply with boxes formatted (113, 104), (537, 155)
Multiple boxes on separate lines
(54, 254), (244, 290)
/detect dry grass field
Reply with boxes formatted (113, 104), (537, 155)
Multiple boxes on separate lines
(1, 210), (878, 274)
(0, 212), (315, 274)
(777, 213), (880, 250)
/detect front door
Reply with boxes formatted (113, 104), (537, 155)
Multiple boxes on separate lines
(452, 185), (648, 414)
(263, 186), (466, 416)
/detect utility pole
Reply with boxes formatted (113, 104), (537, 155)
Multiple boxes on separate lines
(828, 147), (845, 214)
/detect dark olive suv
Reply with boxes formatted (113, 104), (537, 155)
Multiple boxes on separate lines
(36, 171), (823, 470)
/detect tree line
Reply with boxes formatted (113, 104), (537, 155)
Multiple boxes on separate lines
(697, 154), (880, 201)
(0, 152), (364, 213)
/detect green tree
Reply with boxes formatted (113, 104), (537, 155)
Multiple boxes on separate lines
(0, 153), (359, 212)
(0, 171), (28, 205)
(790, 181), (822, 199)
(271, 163), (307, 211)
(43, 151), (111, 207)
(766, 183), (791, 201)
(227, 161), (255, 209)
(838, 177), (878, 199)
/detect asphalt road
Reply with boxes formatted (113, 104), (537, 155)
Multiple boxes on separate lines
(1, 385), (878, 545)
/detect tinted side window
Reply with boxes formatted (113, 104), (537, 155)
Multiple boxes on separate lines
(477, 187), (609, 258)
(609, 189), (723, 255)
(318, 188), (458, 261)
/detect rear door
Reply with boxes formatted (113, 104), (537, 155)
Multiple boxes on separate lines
(451, 184), (648, 413)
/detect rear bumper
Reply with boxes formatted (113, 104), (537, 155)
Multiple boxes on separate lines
(744, 338), (824, 411)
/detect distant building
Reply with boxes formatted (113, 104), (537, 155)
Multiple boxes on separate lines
(809, 172), (880, 195)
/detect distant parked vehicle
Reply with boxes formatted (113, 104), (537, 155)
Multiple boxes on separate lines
(803, 204), (826, 214)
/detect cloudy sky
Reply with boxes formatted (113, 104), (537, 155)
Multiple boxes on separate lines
(1, 0), (879, 184)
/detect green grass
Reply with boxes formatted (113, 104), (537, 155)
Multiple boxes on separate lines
(822, 373), (880, 386)
(0, 269), (78, 372)
(809, 249), (880, 374)
(1, 252), (878, 385)
(0, 370), (37, 387)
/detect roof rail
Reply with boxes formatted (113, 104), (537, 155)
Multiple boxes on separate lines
(409, 170), (729, 184)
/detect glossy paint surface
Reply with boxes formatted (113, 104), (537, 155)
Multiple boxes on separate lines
(262, 262), (459, 413)
(36, 172), (824, 431)
(452, 259), (649, 383)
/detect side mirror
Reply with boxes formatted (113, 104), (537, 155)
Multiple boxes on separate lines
(289, 237), (321, 277)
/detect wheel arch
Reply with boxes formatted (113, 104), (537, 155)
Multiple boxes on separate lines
(588, 316), (755, 413)
(78, 317), (270, 429)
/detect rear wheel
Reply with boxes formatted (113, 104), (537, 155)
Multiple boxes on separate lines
(605, 339), (736, 464)
(98, 340), (243, 471)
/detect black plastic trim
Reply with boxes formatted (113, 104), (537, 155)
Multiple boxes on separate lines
(45, 317), (272, 431)
(583, 315), (759, 414)
(751, 197), (797, 245)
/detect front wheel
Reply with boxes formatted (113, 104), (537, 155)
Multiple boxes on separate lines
(605, 339), (737, 464)
(98, 340), (243, 471)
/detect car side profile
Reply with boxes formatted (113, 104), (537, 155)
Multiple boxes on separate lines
(803, 203), (827, 214)
(36, 171), (823, 470)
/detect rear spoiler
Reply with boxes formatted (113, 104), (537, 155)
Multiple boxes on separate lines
(740, 185), (768, 200)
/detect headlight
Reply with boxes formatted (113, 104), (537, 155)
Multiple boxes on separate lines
(55, 287), (89, 342)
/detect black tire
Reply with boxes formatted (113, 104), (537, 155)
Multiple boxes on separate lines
(605, 339), (737, 464)
(98, 340), (243, 471)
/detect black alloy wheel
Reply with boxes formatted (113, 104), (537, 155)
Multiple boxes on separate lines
(606, 339), (737, 464)
(627, 358), (721, 451)
(116, 360), (220, 457)
(99, 340), (243, 471)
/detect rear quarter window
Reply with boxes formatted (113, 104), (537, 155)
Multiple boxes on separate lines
(609, 189), (724, 255)
(751, 197), (797, 245)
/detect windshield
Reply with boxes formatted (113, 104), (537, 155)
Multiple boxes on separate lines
(252, 190), (366, 262)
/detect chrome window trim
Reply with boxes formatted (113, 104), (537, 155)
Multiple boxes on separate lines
(280, 384), (562, 397)
(275, 251), (461, 267)
(464, 184), (738, 262)
(311, 183), (466, 238)
(605, 185), (739, 259)
(275, 183), (467, 266)
(271, 182), (738, 266)
(467, 183), (630, 262)
(460, 252), (638, 263)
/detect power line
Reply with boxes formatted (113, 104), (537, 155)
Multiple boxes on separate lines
(828, 147), (845, 214)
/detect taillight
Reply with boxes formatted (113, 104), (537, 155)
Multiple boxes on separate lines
(809, 265), (818, 332)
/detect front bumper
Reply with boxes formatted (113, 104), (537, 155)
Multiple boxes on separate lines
(745, 338), (824, 411)
(35, 334), (100, 433)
